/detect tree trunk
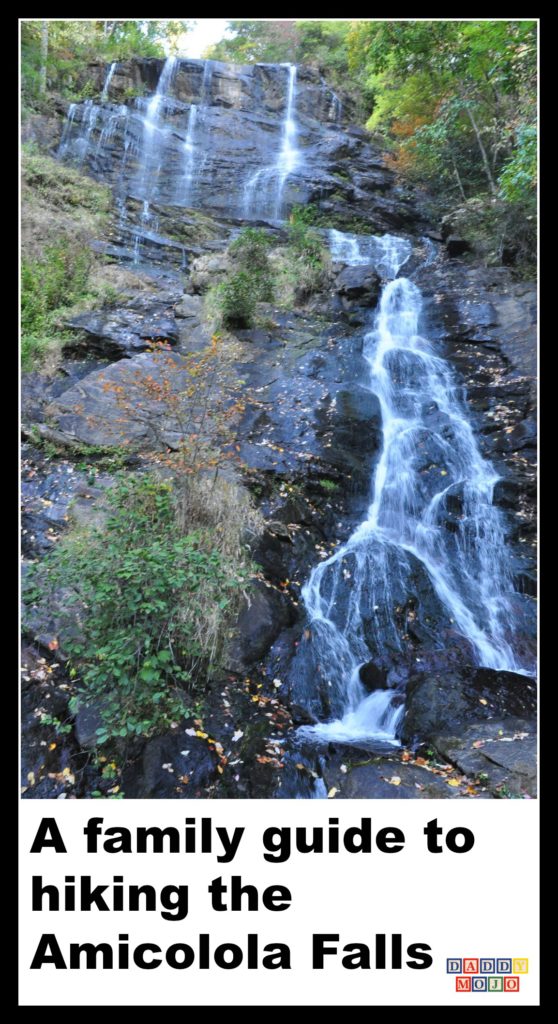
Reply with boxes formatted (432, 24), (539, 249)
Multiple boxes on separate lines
(39, 21), (48, 96)
(464, 102), (497, 195)
(449, 150), (467, 201)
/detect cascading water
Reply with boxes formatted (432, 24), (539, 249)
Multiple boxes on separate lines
(131, 56), (177, 261)
(181, 104), (198, 201)
(321, 79), (342, 123)
(101, 61), (117, 101)
(298, 230), (533, 748)
(180, 61), (213, 205)
(243, 64), (301, 222)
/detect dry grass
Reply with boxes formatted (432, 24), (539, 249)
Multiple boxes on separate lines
(174, 472), (263, 558)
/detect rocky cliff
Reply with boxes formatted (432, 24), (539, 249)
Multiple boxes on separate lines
(21, 58), (537, 801)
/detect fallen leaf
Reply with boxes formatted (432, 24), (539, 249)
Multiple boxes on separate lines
(447, 778), (460, 787)
(327, 787), (338, 798)
(388, 776), (401, 786)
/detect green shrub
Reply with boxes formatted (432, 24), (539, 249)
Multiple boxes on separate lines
(23, 473), (248, 747)
(498, 124), (537, 205)
(21, 238), (94, 371)
(22, 239), (92, 334)
(229, 227), (272, 268)
(283, 206), (329, 300)
(228, 227), (274, 303)
(216, 269), (257, 328)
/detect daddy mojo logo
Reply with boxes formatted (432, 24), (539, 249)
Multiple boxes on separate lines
(447, 958), (528, 992)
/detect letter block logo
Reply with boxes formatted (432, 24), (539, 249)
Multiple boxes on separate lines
(504, 977), (520, 992)
(450, 957), (527, 992)
(463, 958), (479, 974)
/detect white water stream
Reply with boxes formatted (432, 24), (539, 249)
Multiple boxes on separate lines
(300, 230), (529, 747)
(243, 64), (301, 221)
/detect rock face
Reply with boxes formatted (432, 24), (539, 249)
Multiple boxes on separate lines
(334, 263), (382, 305)
(56, 57), (422, 242)
(402, 666), (537, 743)
(21, 56), (537, 801)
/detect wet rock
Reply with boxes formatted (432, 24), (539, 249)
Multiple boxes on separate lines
(185, 253), (229, 294)
(334, 263), (382, 305)
(331, 759), (474, 799)
(174, 293), (204, 321)
(290, 704), (317, 726)
(331, 386), (382, 452)
(49, 350), (200, 448)
(75, 702), (104, 748)
(359, 662), (388, 691)
(402, 667), (537, 744)
(65, 305), (179, 359)
(227, 581), (293, 670)
(123, 726), (218, 798)
(445, 235), (472, 257)
(432, 717), (536, 797)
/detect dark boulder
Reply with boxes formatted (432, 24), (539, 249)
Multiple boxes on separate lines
(445, 235), (472, 257)
(359, 661), (388, 691)
(66, 306), (179, 359)
(123, 726), (218, 798)
(334, 264), (382, 305)
(227, 581), (293, 670)
(432, 717), (537, 797)
(402, 666), (537, 744)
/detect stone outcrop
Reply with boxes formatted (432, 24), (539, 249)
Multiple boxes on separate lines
(21, 56), (537, 801)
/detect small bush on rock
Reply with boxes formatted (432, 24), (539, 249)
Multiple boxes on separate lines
(23, 473), (251, 748)
(216, 269), (257, 328)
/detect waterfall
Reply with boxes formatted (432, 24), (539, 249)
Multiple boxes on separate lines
(298, 231), (532, 747)
(179, 60), (214, 206)
(101, 61), (117, 101)
(243, 64), (301, 222)
(56, 103), (77, 159)
(131, 56), (177, 261)
(181, 104), (198, 202)
(321, 78), (342, 123)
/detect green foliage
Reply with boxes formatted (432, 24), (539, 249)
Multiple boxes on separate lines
(214, 229), (277, 327)
(287, 206), (324, 263)
(318, 478), (339, 493)
(22, 146), (113, 215)
(499, 124), (537, 203)
(206, 20), (299, 63)
(22, 240), (92, 335)
(23, 473), (247, 748)
(228, 228), (274, 303)
(21, 148), (114, 370)
(21, 20), (191, 103)
(21, 239), (93, 370)
(39, 713), (72, 736)
(216, 270), (257, 329)
(229, 228), (272, 269)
